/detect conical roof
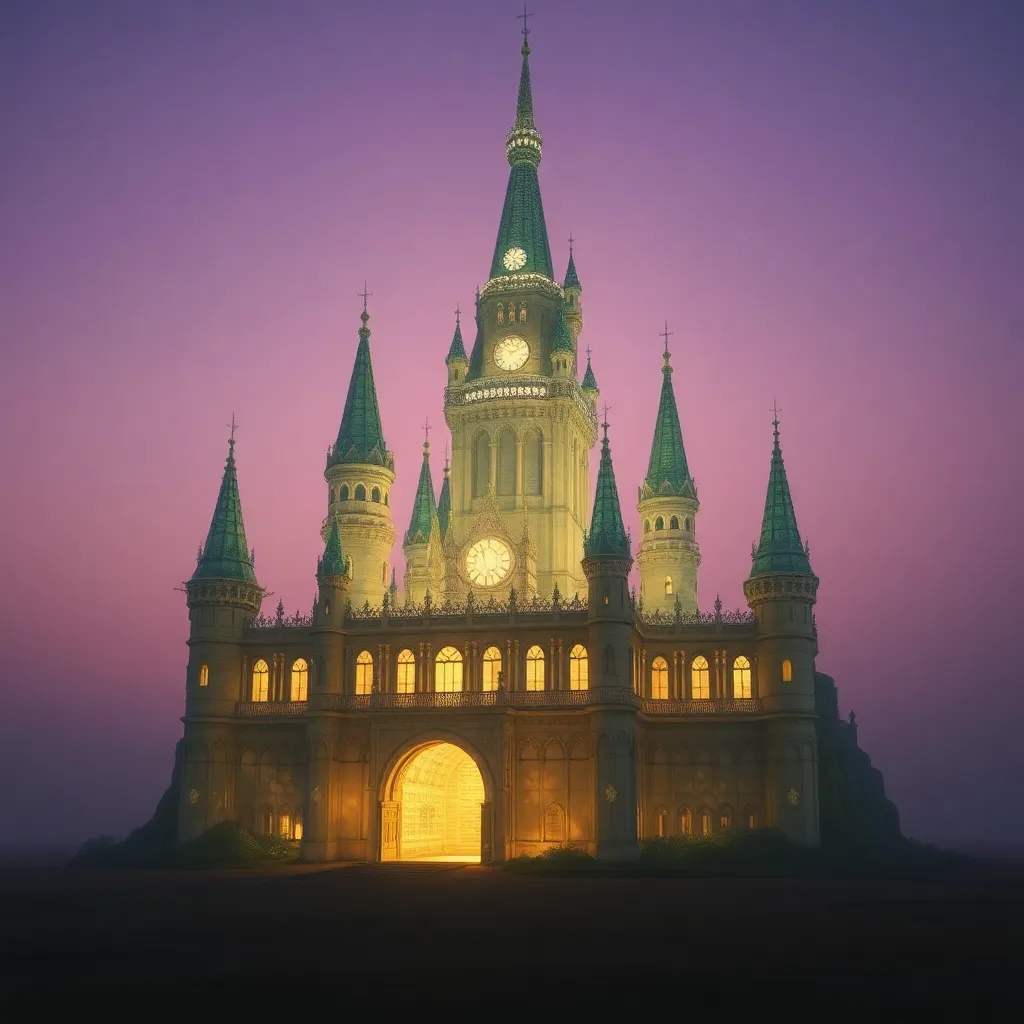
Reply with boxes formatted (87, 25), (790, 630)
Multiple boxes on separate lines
(437, 456), (452, 537)
(749, 418), (814, 577)
(581, 353), (599, 393)
(318, 519), (347, 579)
(551, 304), (574, 354)
(192, 436), (257, 583)
(644, 345), (694, 496)
(584, 423), (631, 559)
(330, 308), (393, 470)
(446, 312), (467, 364)
(468, 288), (484, 379)
(404, 442), (439, 546)
(563, 246), (581, 290)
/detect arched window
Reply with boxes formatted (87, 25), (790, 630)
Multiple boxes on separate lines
(435, 646), (464, 692)
(524, 429), (542, 495)
(279, 808), (292, 839)
(569, 644), (588, 690)
(691, 655), (710, 699)
(290, 658), (308, 702)
(519, 302), (527, 323)
(396, 649), (416, 693)
(744, 808), (756, 830)
(482, 646), (502, 691)
(670, 516), (679, 530)
(508, 302), (517, 322)
(252, 659), (269, 702)
(684, 517), (691, 531)
(701, 809), (712, 837)
(733, 655), (752, 699)
(497, 303), (504, 324)
(720, 805), (733, 830)
(679, 808), (692, 836)
(199, 664), (209, 688)
(650, 656), (669, 699)
(329, 488), (336, 504)
(656, 809), (667, 838)
(339, 484), (350, 501)
(371, 486), (381, 503)
(355, 650), (373, 695)
(259, 807), (274, 836)
(472, 432), (490, 497)
(294, 817), (304, 841)
(354, 484), (366, 501)
(664, 576), (673, 596)
(643, 519), (651, 534)
(782, 658), (793, 683)
(525, 645), (545, 691)
(498, 429), (516, 495)
(655, 516), (664, 531)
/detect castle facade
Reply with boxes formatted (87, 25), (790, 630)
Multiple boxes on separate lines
(177, 33), (821, 861)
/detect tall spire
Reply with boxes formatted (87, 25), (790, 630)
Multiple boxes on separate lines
(749, 408), (813, 577)
(585, 416), (631, 559)
(489, 27), (554, 281)
(563, 236), (581, 291)
(437, 445), (452, 537)
(317, 518), (347, 581)
(405, 438), (440, 546)
(446, 306), (467, 364)
(643, 323), (694, 497)
(192, 430), (258, 583)
(468, 286), (484, 378)
(581, 348), (599, 394)
(330, 302), (393, 470)
(551, 304), (574, 354)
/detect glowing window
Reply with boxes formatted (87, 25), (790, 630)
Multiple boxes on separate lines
(294, 818), (304, 841)
(519, 302), (526, 323)
(252, 659), (269, 702)
(371, 486), (381, 502)
(733, 655), (752, 699)
(355, 650), (373, 695)
(651, 656), (669, 700)
(655, 516), (664, 531)
(782, 658), (793, 683)
(497, 303), (504, 324)
(290, 658), (308, 702)
(664, 576), (673, 596)
(525, 645), (545, 691)
(691, 655), (709, 700)
(434, 646), (464, 692)
(656, 810), (667, 838)
(669, 516), (679, 530)
(745, 810), (756, 830)
(720, 806), (732, 830)
(199, 663), (209, 688)
(354, 484), (366, 501)
(569, 644), (588, 691)
(396, 649), (416, 693)
(280, 811), (292, 838)
(482, 646), (502, 691)
(339, 484), (349, 501)
(701, 810), (711, 837)
(643, 519), (650, 534)
(680, 808), (692, 836)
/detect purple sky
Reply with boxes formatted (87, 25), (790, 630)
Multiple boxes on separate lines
(1, 0), (1022, 850)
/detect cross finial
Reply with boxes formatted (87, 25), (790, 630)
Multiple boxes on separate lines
(517, 4), (534, 39)
(568, 231), (575, 254)
(585, 344), (592, 363)
(443, 440), (449, 467)
(423, 417), (431, 444)
(771, 399), (781, 444)
(454, 303), (461, 324)
(358, 280), (372, 313)
(660, 320), (674, 356)
(601, 403), (611, 440)
(227, 412), (238, 453)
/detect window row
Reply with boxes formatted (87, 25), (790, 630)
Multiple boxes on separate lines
(642, 515), (691, 534)
(650, 805), (757, 838)
(330, 483), (390, 506)
(250, 658), (309, 702)
(645, 654), (791, 700)
(496, 301), (526, 325)
(471, 429), (543, 498)
(248, 805), (303, 841)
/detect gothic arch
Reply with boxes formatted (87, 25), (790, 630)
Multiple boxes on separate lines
(378, 730), (496, 806)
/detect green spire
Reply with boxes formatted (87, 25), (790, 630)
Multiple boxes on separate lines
(551, 304), (574, 354)
(581, 351), (598, 393)
(317, 519), (347, 580)
(468, 287), (484, 378)
(405, 441), (439, 546)
(446, 309), (467, 364)
(192, 433), (257, 583)
(563, 245), (581, 291)
(437, 452), (452, 537)
(644, 331), (694, 496)
(330, 305), (393, 470)
(750, 414), (813, 577)
(489, 37), (553, 281)
(584, 421), (631, 559)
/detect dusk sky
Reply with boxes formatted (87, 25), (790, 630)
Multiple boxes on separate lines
(1, 0), (1021, 851)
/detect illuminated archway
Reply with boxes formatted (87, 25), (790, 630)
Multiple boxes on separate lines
(382, 741), (486, 863)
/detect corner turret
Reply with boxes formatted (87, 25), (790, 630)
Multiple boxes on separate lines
(580, 348), (599, 409)
(403, 435), (444, 605)
(445, 306), (468, 386)
(563, 237), (583, 342)
(550, 305), (575, 378)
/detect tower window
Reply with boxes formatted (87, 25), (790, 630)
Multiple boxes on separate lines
(396, 649), (416, 693)
(384, 491), (389, 506)
(354, 484), (366, 501)
(497, 303), (504, 325)
(664, 576), (673, 596)
(701, 810), (712, 837)
(434, 646), (464, 692)
(508, 301), (517, 322)
(251, 659), (269, 702)
(339, 484), (349, 501)
(371, 486), (381, 503)
(569, 644), (588, 691)
(524, 429), (542, 495)
(290, 658), (308, 702)
(690, 655), (710, 700)
(720, 806), (733, 830)
(782, 658), (793, 683)
(525, 645), (545, 691)
(472, 432), (490, 498)
(482, 646), (502, 691)
(643, 519), (650, 534)
(684, 518), (691, 531)
(498, 430), (516, 496)
(519, 302), (526, 323)
(733, 655), (752, 699)
(670, 516), (679, 530)
(329, 488), (336, 505)
(651, 656), (669, 700)
(655, 517), (664, 531)
(680, 808), (692, 836)
(355, 650), (373, 695)
(199, 664), (209, 688)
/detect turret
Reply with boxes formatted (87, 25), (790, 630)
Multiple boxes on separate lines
(437, 448), (452, 538)
(636, 325), (700, 614)
(402, 436), (443, 605)
(445, 307), (468, 387)
(580, 349), (599, 409)
(324, 296), (396, 608)
(550, 305), (575, 378)
(563, 238), (583, 341)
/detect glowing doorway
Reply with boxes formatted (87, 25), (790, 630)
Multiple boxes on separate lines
(391, 742), (485, 862)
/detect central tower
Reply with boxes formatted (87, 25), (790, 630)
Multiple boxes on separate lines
(443, 32), (598, 602)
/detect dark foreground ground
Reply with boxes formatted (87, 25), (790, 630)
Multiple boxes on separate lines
(2, 859), (1022, 1014)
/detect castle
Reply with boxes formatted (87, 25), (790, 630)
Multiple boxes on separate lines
(177, 31), (822, 862)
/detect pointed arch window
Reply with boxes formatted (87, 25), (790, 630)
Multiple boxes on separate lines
(744, 807), (757, 830)
(508, 301), (517, 323)
(355, 650), (373, 695)
(525, 645), (545, 691)
(435, 646), (463, 692)
(651, 656), (669, 700)
(524, 429), (542, 495)
(733, 655), (752, 699)
(472, 432), (490, 498)
(684, 517), (691, 531)
(259, 807), (274, 836)
(252, 659), (269, 702)
(279, 808), (292, 839)
(497, 303), (504, 325)
(670, 516), (679, 530)
(519, 302), (527, 323)
(329, 488), (336, 505)
(354, 484), (366, 501)
(498, 430), (516, 496)
(656, 808), (667, 838)
(655, 516), (664, 531)
(199, 664), (209, 688)
(720, 805), (733, 830)
(371, 486), (381, 503)
(680, 807), (692, 836)
(643, 519), (651, 534)
(782, 658), (793, 683)
(664, 576), (673, 596)
(290, 658), (308, 702)
(339, 484), (349, 501)
(701, 809), (712, 837)
(482, 646), (502, 691)
(569, 644), (588, 691)
(691, 655), (710, 700)
(396, 649), (416, 693)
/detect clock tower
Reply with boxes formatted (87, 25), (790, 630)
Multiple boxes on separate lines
(442, 33), (598, 601)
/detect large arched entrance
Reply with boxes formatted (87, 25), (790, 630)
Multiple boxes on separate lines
(381, 741), (487, 862)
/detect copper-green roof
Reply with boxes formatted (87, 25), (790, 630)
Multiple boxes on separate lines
(446, 314), (467, 364)
(563, 247), (581, 290)
(584, 424), (631, 559)
(645, 349), (694, 496)
(750, 419), (813, 577)
(405, 443), (439, 546)
(330, 309), (393, 470)
(581, 353), (598, 393)
(318, 518), (347, 579)
(192, 437), (257, 583)
(468, 291), (484, 379)
(551, 304), (574, 354)
(437, 460), (452, 537)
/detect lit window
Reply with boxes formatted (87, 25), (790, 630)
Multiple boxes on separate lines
(690, 655), (709, 699)
(651, 656), (668, 699)
(669, 516), (679, 530)
(519, 302), (526, 323)
(655, 516), (664, 531)
(701, 810), (711, 837)
(497, 303), (504, 324)
(720, 806), (732, 830)
(339, 484), (349, 501)
(354, 484), (366, 501)
(733, 655), (752, 699)
(396, 649), (416, 693)
(252, 659), (269, 702)
(656, 810), (666, 838)
(569, 644), (588, 690)
(434, 646), (463, 692)
(745, 810), (756, 830)
(290, 658), (308, 702)
(482, 646), (502, 691)
(199, 663), (209, 688)
(355, 650), (373, 695)
(280, 811), (292, 838)
(371, 486), (381, 503)
(526, 645), (545, 691)
(680, 808), (692, 835)
(664, 576), (673, 596)
(294, 818), (304, 841)
(782, 658), (793, 683)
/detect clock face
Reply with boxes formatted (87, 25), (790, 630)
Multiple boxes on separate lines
(465, 537), (512, 587)
(494, 334), (530, 372)
(502, 247), (527, 271)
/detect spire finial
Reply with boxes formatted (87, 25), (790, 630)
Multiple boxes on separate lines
(568, 231), (575, 255)
(771, 399), (782, 445)
(443, 440), (450, 473)
(660, 320), (673, 361)
(517, 4), (534, 48)
(227, 412), (238, 456)
(601, 403), (611, 441)
(422, 417), (431, 453)
(359, 281), (372, 315)
(585, 344), (592, 363)
(454, 303), (461, 325)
